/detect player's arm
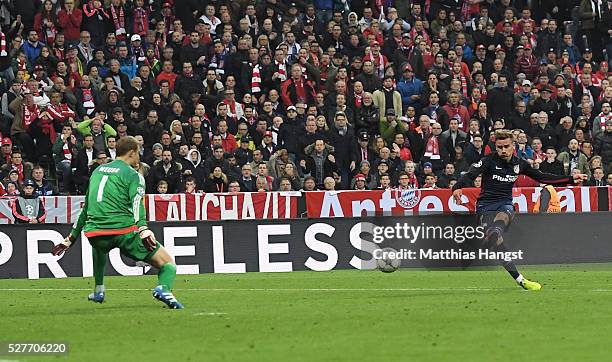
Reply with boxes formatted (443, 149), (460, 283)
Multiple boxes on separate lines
(128, 171), (156, 251)
(519, 159), (586, 185)
(452, 157), (488, 203)
(52, 192), (89, 256)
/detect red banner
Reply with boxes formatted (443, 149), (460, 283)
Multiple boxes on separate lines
(0, 192), (300, 224)
(145, 192), (299, 221)
(305, 187), (601, 218)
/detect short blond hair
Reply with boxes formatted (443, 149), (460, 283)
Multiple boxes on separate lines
(495, 129), (514, 141)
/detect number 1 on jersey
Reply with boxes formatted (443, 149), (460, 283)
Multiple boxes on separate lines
(97, 175), (109, 202)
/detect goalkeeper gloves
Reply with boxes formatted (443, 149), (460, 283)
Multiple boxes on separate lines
(138, 226), (157, 252)
(52, 235), (75, 256)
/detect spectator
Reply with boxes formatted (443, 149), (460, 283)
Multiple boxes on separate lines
(0, 0), (607, 194)
(440, 118), (468, 161)
(464, 134), (486, 165)
(30, 165), (55, 197)
(373, 76), (402, 122)
(593, 120), (612, 171)
(539, 147), (565, 175)
(486, 75), (514, 121)
(77, 115), (117, 155)
(52, 124), (79, 193)
(183, 149), (206, 190)
(1, 151), (33, 183)
(557, 139), (591, 177)
(228, 180), (241, 194)
(442, 92), (470, 131)
(58, 1), (83, 44)
(238, 163), (257, 192)
(531, 112), (558, 150)
(11, 179), (46, 224)
(150, 149), (182, 193)
(586, 167), (606, 186)
(1, 137), (13, 166)
(204, 166), (228, 193)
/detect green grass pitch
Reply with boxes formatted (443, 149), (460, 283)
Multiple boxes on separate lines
(2, 266), (612, 361)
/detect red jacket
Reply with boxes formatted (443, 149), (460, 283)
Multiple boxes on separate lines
(442, 104), (470, 130)
(58, 8), (83, 42)
(156, 72), (178, 91)
(513, 55), (539, 81)
(220, 133), (237, 153)
(281, 77), (317, 106)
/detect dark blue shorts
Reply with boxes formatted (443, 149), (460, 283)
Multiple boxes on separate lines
(476, 200), (515, 216)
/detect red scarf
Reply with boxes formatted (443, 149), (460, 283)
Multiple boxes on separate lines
(53, 46), (65, 60)
(63, 139), (73, 160)
(47, 103), (76, 123)
(251, 64), (261, 93)
(18, 58), (27, 72)
(23, 104), (40, 131)
(0, 32), (7, 57)
(81, 88), (96, 116)
(454, 73), (469, 98)
(354, 91), (363, 108)
(370, 51), (385, 77)
(214, 181), (225, 193)
(275, 61), (286, 81)
(110, 4), (126, 40)
(13, 163), (24, 182)
(399, 174), (419, 189)
(39, 114), (57, 143)
(409, 174), (419, 188)
(424, 135), (440, 159)
(598, 112), (612, 129)
(133, 7), (148, 36)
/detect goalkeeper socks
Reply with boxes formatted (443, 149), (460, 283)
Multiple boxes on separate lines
(92, 248), (108, 286)
(95, 285), (105, 293)
(158, 263), (177, 291)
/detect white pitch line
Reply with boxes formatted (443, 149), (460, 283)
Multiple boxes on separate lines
(193, 312), (227, 316)
(0, 287), (507, 292)
(2, 287), (609, 292)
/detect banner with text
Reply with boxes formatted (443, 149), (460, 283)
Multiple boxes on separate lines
(0, 213), (610, 279)
(0, 192), (300, 224)
(305, 187), (601, 218)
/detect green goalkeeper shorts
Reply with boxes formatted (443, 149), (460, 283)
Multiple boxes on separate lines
(88, 232), (161, 262)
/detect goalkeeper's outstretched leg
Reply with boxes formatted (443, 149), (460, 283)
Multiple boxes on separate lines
(148, 246), (184, 309)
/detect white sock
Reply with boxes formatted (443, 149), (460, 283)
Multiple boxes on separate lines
(95, 285), (105, 293)
(515, 274), (524, 283)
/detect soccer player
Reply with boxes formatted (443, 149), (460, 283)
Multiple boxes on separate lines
(52, 136), (184, 309)
(452, 129), (587, 290)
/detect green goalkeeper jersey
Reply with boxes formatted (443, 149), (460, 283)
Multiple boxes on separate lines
(70, 159), (147, 240)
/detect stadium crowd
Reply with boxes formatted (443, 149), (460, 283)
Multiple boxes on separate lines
(0, 0), (610, 196)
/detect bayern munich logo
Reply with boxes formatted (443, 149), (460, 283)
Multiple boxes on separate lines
(395, 188), (421, 209)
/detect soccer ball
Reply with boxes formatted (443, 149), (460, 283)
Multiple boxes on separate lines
(376, 247), (401, 273)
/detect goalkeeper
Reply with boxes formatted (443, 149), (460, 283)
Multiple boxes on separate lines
(52, 135), (184, 309)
